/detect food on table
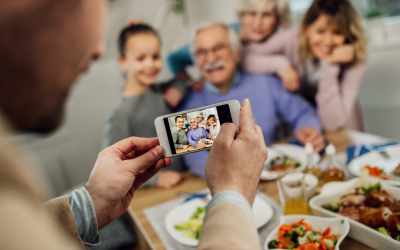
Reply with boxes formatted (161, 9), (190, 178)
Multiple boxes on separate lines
(267, 218), (340, 250)
(322, 182), (400, 241)
(363, 166), (390, 180)
(269, 156), (301, 172)
(174, 207), (205, 239)
(205, 141), (213, 146)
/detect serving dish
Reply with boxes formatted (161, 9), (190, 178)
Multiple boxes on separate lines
(310, 178), (400, 250)
(264, 215), (349, 250)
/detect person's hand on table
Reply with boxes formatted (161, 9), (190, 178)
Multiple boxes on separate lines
(208, 136), (215, 141)
(183, 145), (189, 149)
(205, 99), (269, 205)
(162, 86), (182, 108)
(85, 137), (172, 230)
(279, 65), (300, 92)
(157, 171), (183, 189)
(196, 143), (206, 149)
(296, 127), (325, 153)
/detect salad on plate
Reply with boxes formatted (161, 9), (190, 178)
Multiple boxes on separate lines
(267, 219), (340, 250)
(174, 207), (205, 239)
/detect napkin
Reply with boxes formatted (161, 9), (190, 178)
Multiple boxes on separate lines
(346, 141), (398, 164)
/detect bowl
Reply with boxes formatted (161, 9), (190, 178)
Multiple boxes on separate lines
(264, 215), (350, 250)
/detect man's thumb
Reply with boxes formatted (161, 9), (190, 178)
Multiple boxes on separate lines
(130, 145), (164, 173)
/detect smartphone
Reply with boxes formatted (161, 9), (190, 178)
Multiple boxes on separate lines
(155, 100), (241, 157)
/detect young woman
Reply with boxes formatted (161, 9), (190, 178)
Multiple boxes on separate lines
(166, 0), (292, 88)
(196, 113), (207, 130)
(173, 116), (189, 149)
(206, 114), (220, 137)
(242, 0), (368, 131)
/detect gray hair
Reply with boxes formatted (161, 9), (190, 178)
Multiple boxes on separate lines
(236, 0), (291, 27)
(189, 118), (197, 123)
(190, 22), (241, 62)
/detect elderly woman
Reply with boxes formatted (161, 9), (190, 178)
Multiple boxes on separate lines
(166, 0), (293, 87)
(242, 0), (368, 132)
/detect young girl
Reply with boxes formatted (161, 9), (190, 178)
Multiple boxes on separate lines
(206, 114), (220, 137)
(103, 24), (187, 189)
(242, 0), (367, 132)
(173, 116), (189, 149)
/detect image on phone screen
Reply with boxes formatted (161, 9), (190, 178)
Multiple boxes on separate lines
(163, 104), (233, 155)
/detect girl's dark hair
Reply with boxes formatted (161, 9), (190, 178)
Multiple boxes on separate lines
(175, 116), (184, 122)
(118, 23), (160, 57)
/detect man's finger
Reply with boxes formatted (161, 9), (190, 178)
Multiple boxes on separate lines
(238, 99), (256, 136)
(133, 158), (165, 189)
(213, 123), (237, 147)
(255, 125), (266, 148)
(127, 145), (164, 173)
(112, 137), (160, 156)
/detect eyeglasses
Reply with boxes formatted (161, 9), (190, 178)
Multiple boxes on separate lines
(195, 43), (230, 61)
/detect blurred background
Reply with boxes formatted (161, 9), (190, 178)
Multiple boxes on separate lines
(15, 0), (400, 197)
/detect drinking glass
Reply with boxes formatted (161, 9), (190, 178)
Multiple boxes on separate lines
(277, 172), (308, 215)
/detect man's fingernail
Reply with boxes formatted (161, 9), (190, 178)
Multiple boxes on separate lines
(152, 145), (163, 157)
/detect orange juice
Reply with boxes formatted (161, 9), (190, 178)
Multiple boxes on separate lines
(284, 198), (309, 215)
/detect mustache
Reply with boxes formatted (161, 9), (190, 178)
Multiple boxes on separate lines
(203, 60), (227, 71)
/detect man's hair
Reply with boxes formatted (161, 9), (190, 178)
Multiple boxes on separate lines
(175, 116), (184, 122)
(190, 118), (197, 123)
(118, 23), (160, 57)
(190, 22), (241, 62)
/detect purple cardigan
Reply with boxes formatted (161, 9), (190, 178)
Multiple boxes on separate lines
(241, 27), (367, 132)
(178, 72), (321, 177)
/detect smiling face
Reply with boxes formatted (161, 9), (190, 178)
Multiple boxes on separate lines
(306, 14), (346, 60)
(195, 25), (240, 90)
(197, 117), (203, 123)
(240, 8), (278, 42)
(208, 117), (215, 126)
(119, 33), (162, 86)
(190, 118), (198, 129)
(175, 117), (185, 129)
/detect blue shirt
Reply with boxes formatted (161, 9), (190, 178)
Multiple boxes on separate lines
(166, 23), (241, 74)
(178, 71), (322, 177)
(187, 127), (211, 147)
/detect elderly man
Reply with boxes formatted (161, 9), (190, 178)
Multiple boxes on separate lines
(0, 1), (267, 250)
(187, 118), (215, 149)
(178, 22), (325, 177)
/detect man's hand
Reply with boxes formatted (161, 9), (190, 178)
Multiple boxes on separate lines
(296, 127), (325, 153)
(184, 129), (188, 133)
(85, 137), (172, 230)
(279, 66), (300, 92)
(208, 136), (215, 140)
(163, 87), (183, 108)
(325, 45), (354, 64)
(196, 143), (206, 149)
(157, 171), (183, 189)
(205, 99), (268, 205)
(183, 145), (189, 149)
(190, 79), (205, 92)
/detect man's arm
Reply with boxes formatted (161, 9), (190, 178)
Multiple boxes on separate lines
(201, 128), (211, 138)
(187, 131), (197, 148)
(198, 99), (268, 250)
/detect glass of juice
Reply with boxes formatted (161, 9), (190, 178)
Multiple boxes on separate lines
(277, 172), (308, 215)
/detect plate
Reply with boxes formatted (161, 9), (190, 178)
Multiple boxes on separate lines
(309, 178), (400, 250)
(348, 145), (400, 186)
(204, 139), (213, 148)
(264, 215), (349, 250)
(165, 193), (273, 246)
(261, 144), (321, 180)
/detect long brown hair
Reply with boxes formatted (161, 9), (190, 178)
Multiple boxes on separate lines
(298, 0), (367, 63)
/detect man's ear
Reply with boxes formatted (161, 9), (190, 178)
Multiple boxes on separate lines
(118, 55), (128, 72)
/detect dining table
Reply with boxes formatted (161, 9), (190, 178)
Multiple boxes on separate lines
(129, 130), (395, 250)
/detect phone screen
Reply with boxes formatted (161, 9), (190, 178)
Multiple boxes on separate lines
(163, 104), (232, 155)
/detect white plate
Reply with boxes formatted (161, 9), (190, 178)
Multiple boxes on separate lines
(264, 215), (349, 250)
(309, 178), (400, 250)
(165, 193), (273, 246)
(348, 145), (400, 186)
(261, 144), (321, 180)
(204, 139), (213, 148)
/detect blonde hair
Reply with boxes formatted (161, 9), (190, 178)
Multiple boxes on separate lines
(236, 0), (291, 27)
(298, 0), (367, 63)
